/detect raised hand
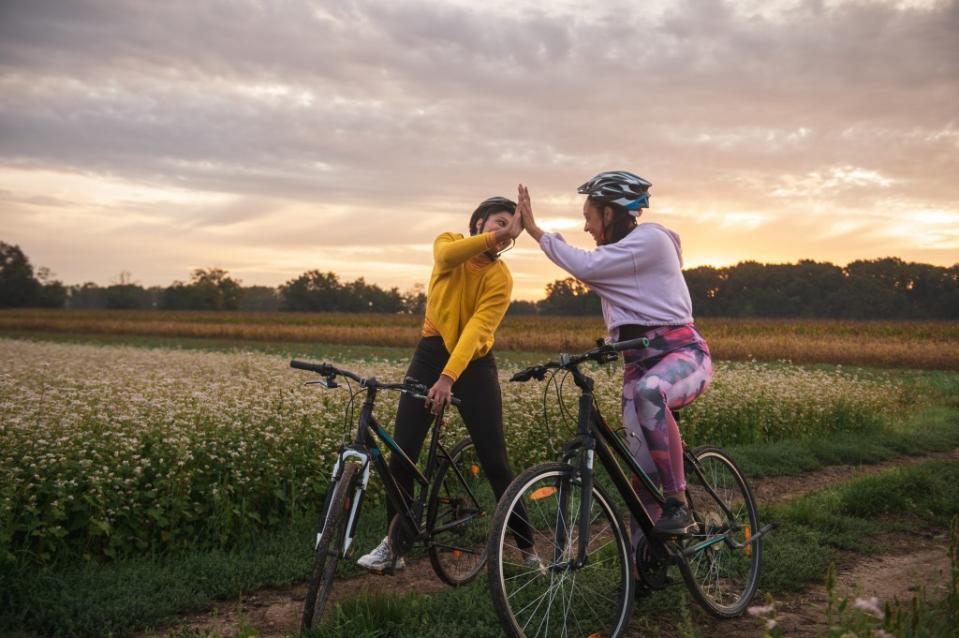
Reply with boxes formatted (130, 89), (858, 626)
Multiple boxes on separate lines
(505, 200), (525, 239)
(517, 184), (544, 241)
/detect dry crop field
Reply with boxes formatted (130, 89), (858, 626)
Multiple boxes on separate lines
(1, 308), (958, 369)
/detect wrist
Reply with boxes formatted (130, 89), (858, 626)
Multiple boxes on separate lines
(528, 225), (545, 241)
(493, 227), (512, 244)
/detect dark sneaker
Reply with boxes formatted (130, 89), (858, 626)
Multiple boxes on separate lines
(634, 579), (652, 600)
(654, 498), (695, 536)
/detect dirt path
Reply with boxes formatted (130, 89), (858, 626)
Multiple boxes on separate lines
(685, 531), (953, 638)
(752, 447), (959, 505)
(145, 448), (958, 638)
(151, 557), (451, 638)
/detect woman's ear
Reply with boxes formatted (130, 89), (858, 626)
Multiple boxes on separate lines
(603, 206), (615, 225)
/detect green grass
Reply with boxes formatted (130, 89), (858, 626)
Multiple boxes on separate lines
(0, 509), (391, 637)
(8, 448), (955, 638)
(729, 406), (959, 477)
(760, 459), (959, 593)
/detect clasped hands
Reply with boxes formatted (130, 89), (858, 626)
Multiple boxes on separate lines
(490, 184), (544, 249)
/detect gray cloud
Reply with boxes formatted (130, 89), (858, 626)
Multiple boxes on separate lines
(1, 0), (957, 292)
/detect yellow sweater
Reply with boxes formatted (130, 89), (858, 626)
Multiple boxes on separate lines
(422, 231), (512, 381)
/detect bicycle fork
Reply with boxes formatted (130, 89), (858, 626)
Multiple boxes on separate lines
(316, 447), (372, 557)
(555, 393), (597, 570)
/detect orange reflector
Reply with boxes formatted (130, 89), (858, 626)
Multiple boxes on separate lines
(587, 633), (602, 638)
(529, 486), (558, 501)
(744, 525), (752, 556)
(453, 549), (462, 559)
(471, 463), (481, 476)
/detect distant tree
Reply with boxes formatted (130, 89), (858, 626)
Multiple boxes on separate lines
(683, 266), (722, 315)
(34, 267), (67, 308)
(105, 284), (146, 309)
(238, 286), (280, 312)
(280, 270), (405, 313)
(67, 282), (106, 309)
(0, 242), (66, 308)
(162, 268), (242, 310)
(341, 277), (405, 313)
(507, 300), (538, 315)
(539, 278), (601, 315)
(402, 284), (427, 315)
(100, 271), (146, 309)
(934, 264), (959, 319)
(0, 242), (40, 307)
(280, 270), (342, 311)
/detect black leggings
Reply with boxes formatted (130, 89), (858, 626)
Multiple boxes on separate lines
(386, 336), (532, 548)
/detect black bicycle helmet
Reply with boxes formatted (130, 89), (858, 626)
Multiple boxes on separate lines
(577, 171), (652, 212)
(469, 196), (517, 236)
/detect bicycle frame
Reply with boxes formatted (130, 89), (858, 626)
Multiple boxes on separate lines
(557, 364), (745, 567)
(316, 380), (485, 559)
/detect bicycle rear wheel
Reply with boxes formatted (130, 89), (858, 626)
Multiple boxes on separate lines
(679, 446), (762, 618)
(301, 460), (360, 630)
(427, 438), (493, 585)
(487, 462), (634, 638)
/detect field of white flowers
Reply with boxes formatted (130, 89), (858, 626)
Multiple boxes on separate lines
(0, 338), (918, 565)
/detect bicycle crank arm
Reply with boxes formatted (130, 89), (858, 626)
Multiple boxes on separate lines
(682, 522), (777, 557)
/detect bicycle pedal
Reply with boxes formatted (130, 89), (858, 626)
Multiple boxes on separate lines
(652, 526), (695, 539)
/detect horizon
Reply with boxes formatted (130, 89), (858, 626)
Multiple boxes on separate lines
(2, 0), (958, 300)
(5, 240), (953, 303)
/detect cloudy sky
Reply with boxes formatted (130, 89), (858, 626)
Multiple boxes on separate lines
(1, 0), (957, 300)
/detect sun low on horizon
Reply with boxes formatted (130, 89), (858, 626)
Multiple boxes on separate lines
(1, 0), (957, 302)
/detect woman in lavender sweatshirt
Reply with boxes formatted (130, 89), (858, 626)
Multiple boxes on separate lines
(516, 172), (713, 546)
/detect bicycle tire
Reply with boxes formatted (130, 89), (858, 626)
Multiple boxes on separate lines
(427, 437), (493, 586)
(487, 462), (634, 638)
(301, 460), (360, 630)
(678, 446), (762, 618)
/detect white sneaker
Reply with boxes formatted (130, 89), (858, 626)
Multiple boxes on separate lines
(356, 536), (406, 573)
(522, 550), (546, 574)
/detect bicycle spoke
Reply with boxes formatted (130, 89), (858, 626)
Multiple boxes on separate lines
(680, 448), (762, 618)
(429, 440), (492, 585)
(490, 466), (631, 638)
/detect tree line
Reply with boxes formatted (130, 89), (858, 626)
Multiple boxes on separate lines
(532, 259), (959, 320)
(0, 242), (426, 313)
(1, 241), (956, 319)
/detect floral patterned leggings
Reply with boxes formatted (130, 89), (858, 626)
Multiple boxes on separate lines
(620, 324), (713, 549)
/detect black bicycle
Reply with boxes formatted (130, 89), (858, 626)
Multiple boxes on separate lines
(290, 360), (494, 630)
(485, 339), (774, 638)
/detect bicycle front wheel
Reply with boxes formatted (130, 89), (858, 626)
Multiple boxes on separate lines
(301, 460), (360, 630)
(679, 446), (762, 618)
(487, 462), (634, 638)
(427, 438), (493, 586)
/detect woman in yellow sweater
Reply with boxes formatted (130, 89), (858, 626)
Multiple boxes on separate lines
(357, 195), (533, 572)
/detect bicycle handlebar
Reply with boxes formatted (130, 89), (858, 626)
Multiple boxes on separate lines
(510, 336), (650, 383)
(290, 360), (462, 406)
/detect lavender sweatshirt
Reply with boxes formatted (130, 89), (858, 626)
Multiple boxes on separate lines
(538, 223), (694, 340)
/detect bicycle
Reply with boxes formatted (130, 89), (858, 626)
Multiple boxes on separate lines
(485, 338), (774, 638)
(290, 359), (494, 630)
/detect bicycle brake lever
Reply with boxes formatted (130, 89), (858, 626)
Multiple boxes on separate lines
(404, 376), (429, 393)
(305, 378), (338, 389)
